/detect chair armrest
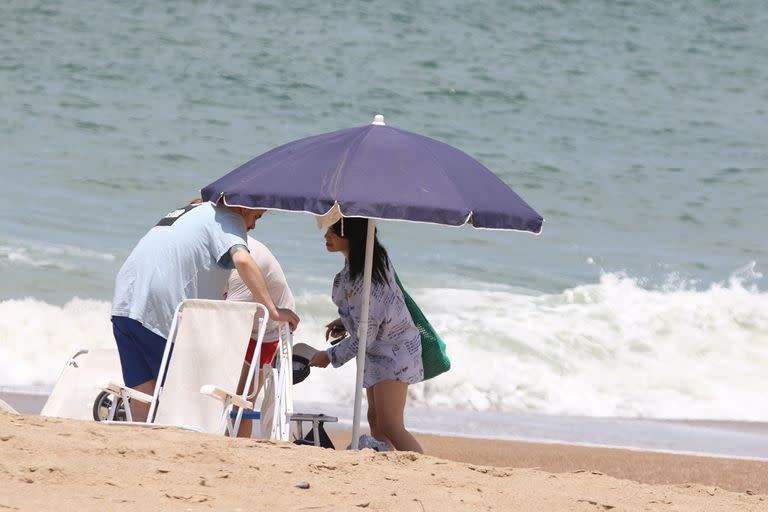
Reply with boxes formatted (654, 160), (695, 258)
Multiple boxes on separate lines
(98, 381), (153, 404)
(200, 385), (253, 410)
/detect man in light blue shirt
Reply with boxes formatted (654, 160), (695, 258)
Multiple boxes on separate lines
(111, 200), (299, 421)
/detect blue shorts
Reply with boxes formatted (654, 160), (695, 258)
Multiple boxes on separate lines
(112, 316), (167, 388)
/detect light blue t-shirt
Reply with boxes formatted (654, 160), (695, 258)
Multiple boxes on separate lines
(111, 202), (247, 338)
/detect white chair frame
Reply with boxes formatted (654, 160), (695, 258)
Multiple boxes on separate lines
(99, 299), (264, 436)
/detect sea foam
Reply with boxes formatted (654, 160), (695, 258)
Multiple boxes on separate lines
(1, 269), (766, 420)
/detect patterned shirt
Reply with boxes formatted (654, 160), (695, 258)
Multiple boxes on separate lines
(327, 259), (423, 388)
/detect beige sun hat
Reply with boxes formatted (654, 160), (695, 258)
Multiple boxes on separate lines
(293, 343), (319, 361)
(315, 203), (343, 230)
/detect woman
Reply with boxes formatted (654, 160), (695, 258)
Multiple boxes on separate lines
(310, 218), (424, 453)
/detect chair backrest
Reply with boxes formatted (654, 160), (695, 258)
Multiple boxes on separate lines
(259, 323), (295, 441)
(41, 349), (124, 420)
(151, 299), (258, 434)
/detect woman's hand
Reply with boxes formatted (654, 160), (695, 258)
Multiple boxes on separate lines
(325, 318), (346, 341)
(310, 351), (330, 368)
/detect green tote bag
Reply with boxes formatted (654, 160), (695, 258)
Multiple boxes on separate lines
(394, 272), (451, 381)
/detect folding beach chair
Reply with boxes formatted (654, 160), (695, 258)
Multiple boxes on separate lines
(230, 321), (293, 441)
(0, 398), (18, 414)
(41, 348), (124, 421)
(100, 299), (262, 436)
(232, 325), (338, 444)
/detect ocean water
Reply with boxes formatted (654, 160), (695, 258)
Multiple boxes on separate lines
(1, 1), (767, 424)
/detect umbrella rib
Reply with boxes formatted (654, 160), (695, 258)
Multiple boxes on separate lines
(417, 136), (473, 225)
(331, 126), (375, 201)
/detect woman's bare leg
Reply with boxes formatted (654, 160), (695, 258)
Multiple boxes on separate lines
(371, 380), (423, 453)
(366, 387), (392, 446)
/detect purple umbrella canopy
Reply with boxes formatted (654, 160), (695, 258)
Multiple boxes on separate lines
(202, 115), (543, 233)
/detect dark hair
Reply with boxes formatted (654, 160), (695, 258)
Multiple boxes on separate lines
(331, 218), (390, 286)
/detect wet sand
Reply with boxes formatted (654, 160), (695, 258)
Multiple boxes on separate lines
(329, 430), (768, 495)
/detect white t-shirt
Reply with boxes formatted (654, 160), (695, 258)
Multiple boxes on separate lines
(112, 202), (247, 338)
(225, 236), (295, 342)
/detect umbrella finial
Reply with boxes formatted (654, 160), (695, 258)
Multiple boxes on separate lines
(371, 114), (386, 126)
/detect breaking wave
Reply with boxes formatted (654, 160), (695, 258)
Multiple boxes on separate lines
(1, 266), (766, 421)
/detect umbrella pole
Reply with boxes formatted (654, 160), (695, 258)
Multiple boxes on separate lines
(350, 218), (376, 450)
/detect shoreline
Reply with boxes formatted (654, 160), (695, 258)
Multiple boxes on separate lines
(4, 389), (768, 462)
(328, 430), (768, 495)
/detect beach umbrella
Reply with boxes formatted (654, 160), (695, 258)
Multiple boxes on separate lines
(202, 115), (543, 448)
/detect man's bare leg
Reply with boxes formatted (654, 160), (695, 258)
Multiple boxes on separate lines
(234, 361), (266, 438)
(128, 380), (156, 422)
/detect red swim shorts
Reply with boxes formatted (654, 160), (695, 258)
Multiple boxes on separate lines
(245, 338), (279, 368)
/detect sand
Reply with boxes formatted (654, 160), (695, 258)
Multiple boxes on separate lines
(372, 432), (768, 495)
(1, 412), (766, 511)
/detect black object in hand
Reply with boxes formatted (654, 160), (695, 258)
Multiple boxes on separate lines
(292, 355), (311, 384)
(326, 324), (347, 344)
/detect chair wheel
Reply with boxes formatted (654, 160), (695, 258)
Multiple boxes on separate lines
(92, 391), (127, 421)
